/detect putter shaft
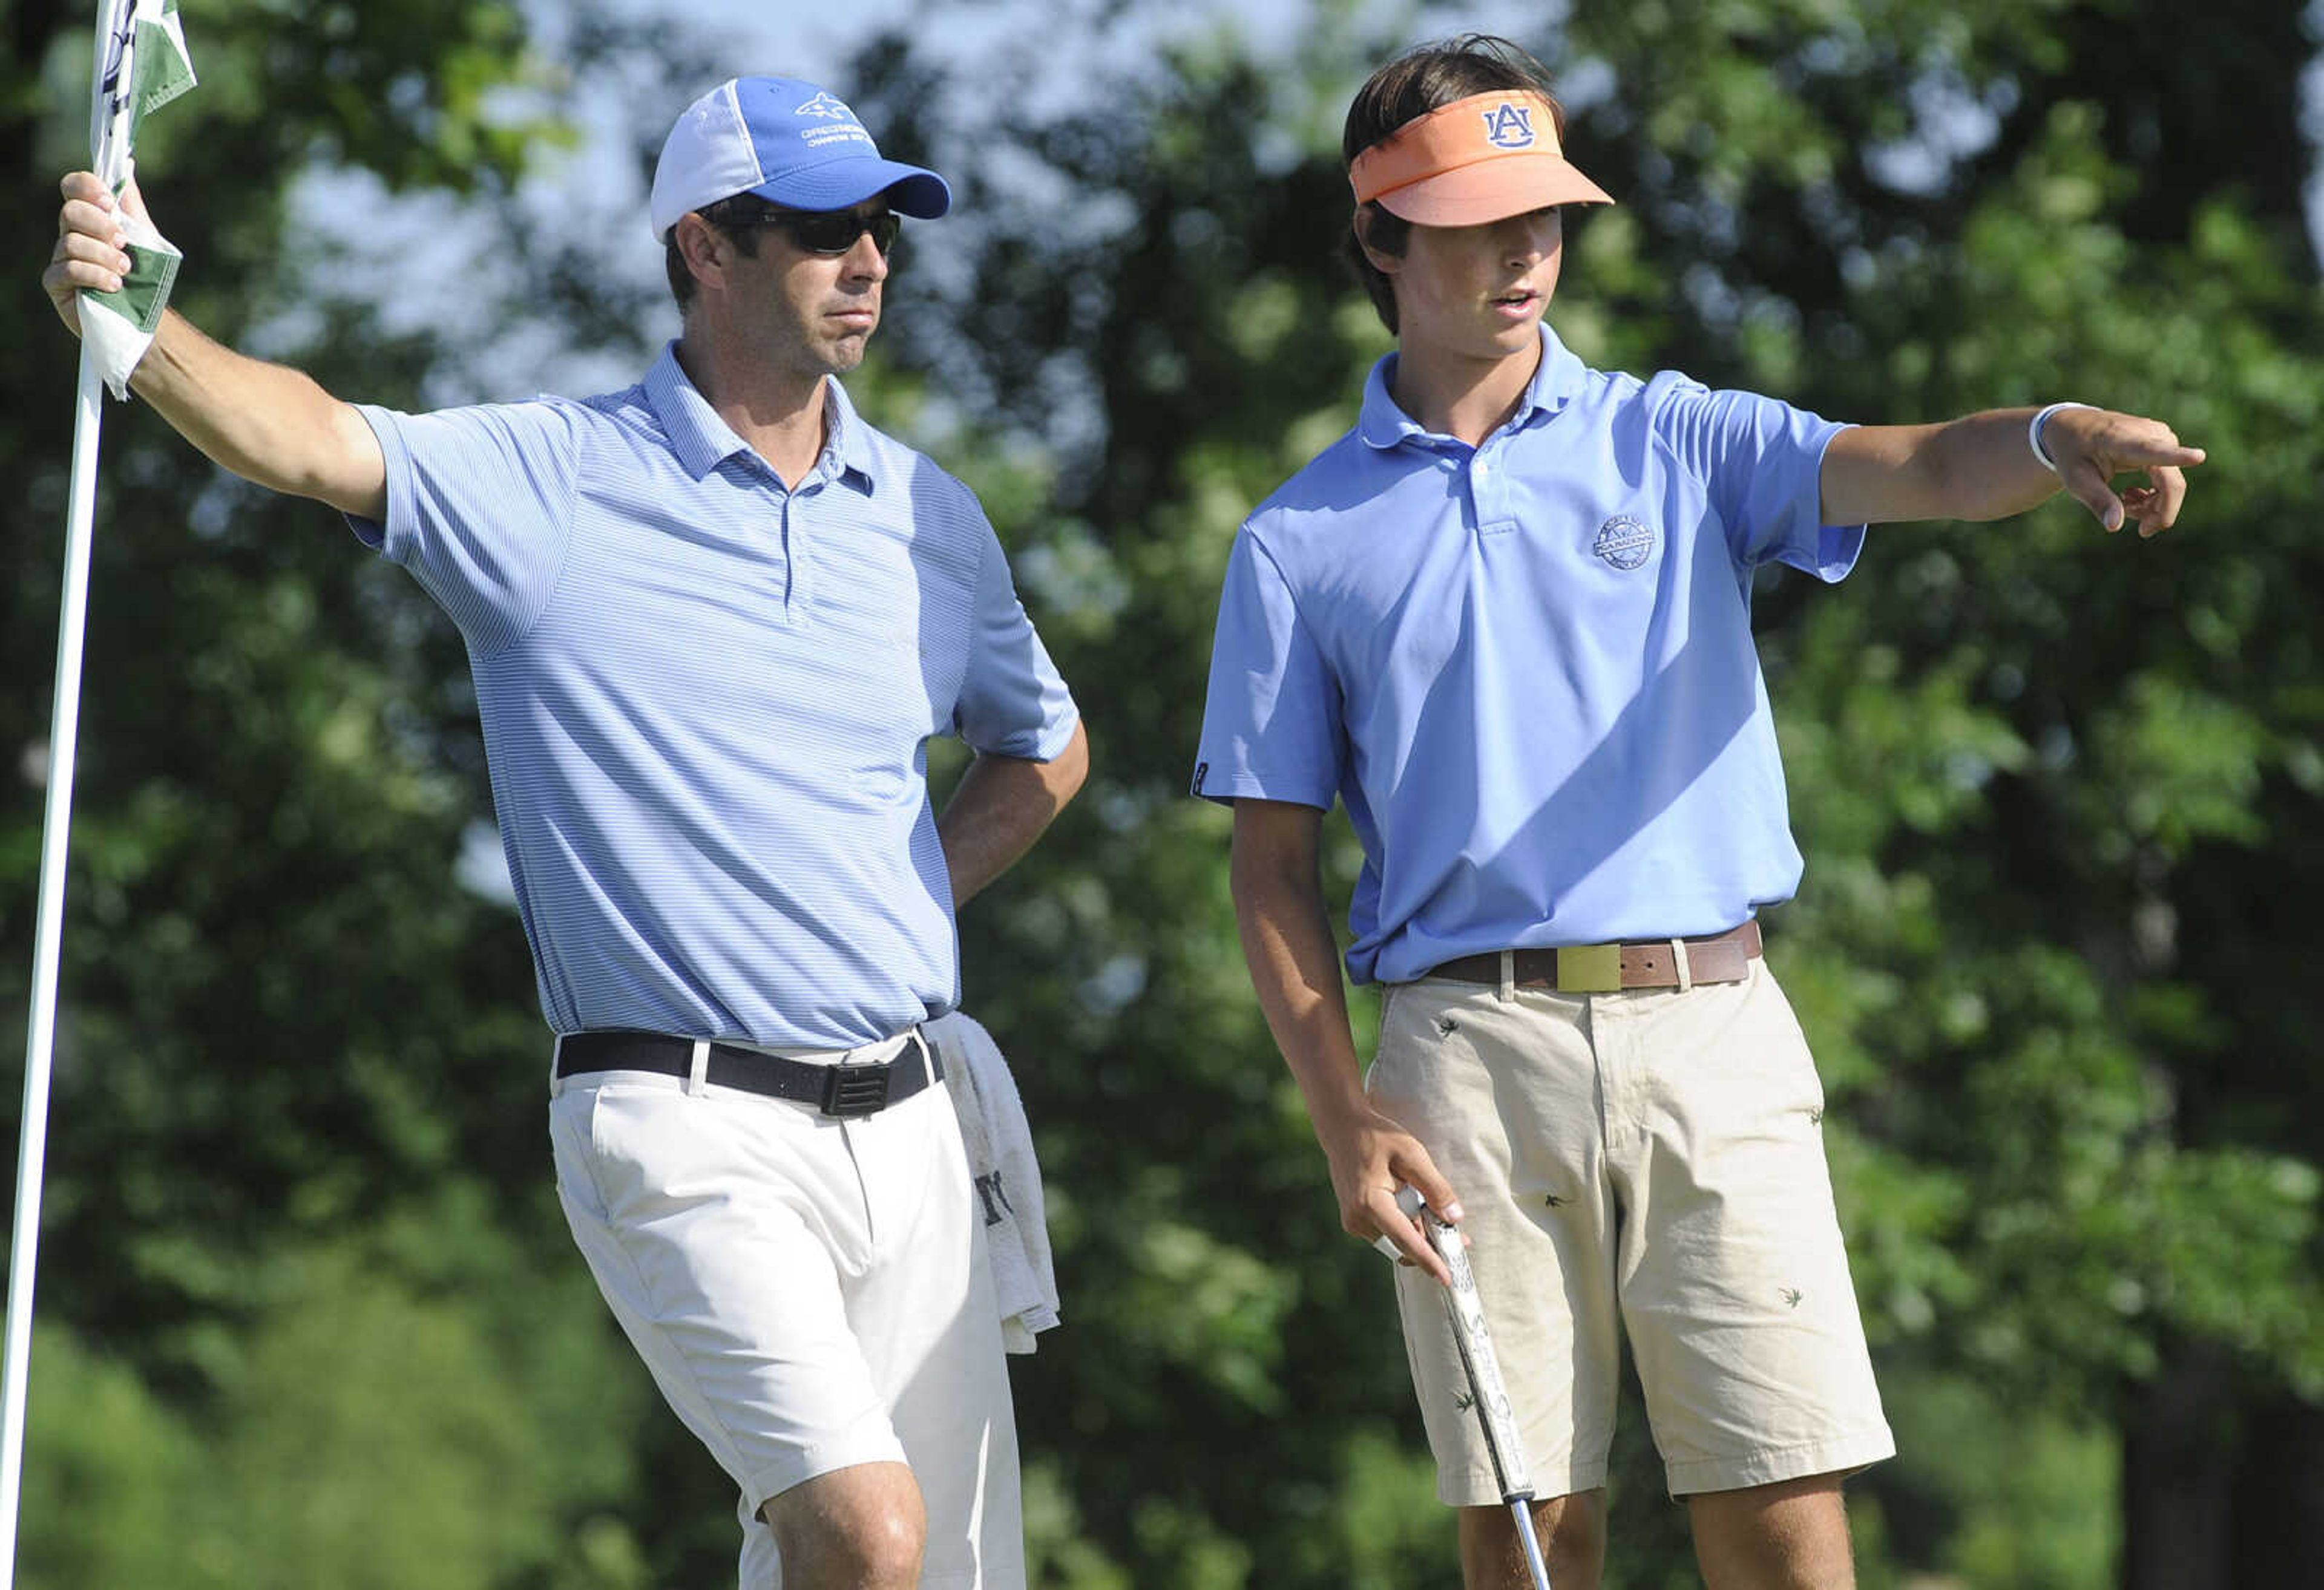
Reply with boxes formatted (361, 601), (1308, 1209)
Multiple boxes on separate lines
(1398, 1191), (1555, 1590)
(1509, 1497), (1552, 1590)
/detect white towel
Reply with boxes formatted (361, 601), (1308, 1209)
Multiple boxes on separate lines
(927, 1010), (1060, 1352)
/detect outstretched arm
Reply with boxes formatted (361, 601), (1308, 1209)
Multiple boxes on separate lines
(1230, 797), (1462, 1283)
(1821, 405), (2205, 537)
(43, 172), (387, 520)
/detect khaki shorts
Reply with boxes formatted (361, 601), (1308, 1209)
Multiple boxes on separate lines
(1369, 957), (1894, 1502)
(550, 1044), (1022, 1589)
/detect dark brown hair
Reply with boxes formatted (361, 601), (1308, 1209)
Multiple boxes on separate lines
(1341, 34), (1567, 334)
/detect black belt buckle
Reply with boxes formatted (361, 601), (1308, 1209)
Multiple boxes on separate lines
(819, 1061), (893, 1118)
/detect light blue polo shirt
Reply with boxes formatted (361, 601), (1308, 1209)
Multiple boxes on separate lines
(1193, 326), (1863, 985)
(350, 344), (1080, 1047)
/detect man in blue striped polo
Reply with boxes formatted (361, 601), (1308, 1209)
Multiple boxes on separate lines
(47, 74), (1083, 1590)
(1193, 34), (2200, 1590)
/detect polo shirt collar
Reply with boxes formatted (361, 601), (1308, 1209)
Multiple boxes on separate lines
(1356, 323), (1589, 451)
(642, 342), (878, 492)
(818, 375), (879, 492)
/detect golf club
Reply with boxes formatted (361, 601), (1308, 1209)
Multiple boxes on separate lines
(1392, 1186), (1553, 1590)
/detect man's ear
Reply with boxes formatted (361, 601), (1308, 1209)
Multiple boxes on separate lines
(674, 212), (729, 293)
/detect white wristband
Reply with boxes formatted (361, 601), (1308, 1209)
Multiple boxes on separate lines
(2029, 401), (2094, 473)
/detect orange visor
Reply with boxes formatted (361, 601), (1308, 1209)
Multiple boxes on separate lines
(1348, 91), (1613, 225)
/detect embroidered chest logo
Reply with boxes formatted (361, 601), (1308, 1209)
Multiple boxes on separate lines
(1592, 515), (1656, 571)
(1480, 103), (1536, 149)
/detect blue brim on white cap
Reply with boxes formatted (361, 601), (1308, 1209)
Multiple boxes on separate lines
(747, 156), (950, 220)
(651, 76), (953, 241)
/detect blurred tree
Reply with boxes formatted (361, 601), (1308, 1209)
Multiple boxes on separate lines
(833, 1), (2324, 1585)
(2, 0), (2318, 1587)
(19, 1207), (651, 1590)
(0, 1), (669, 1582)
(5, 0), (556, 1347)
(1534, 6), (2324, 1586)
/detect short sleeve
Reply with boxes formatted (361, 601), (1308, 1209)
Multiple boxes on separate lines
(1190, 528), (1344, 810)
(953, 518), (1081, 761)
(1647, 376), (1865, 582)
(346, 401), (582, 655)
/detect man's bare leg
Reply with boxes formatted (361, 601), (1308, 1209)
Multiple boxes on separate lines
(1686, 1472), (1854, 1590)
(1459, 1488), (1607, 1590)
(761, 1461), (927, 1590)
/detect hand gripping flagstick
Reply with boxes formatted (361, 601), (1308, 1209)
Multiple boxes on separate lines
(1391, 1186), (1555, 1590)
(1, 6), (194, 1584)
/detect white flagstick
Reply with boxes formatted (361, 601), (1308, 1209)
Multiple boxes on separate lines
(2, 7), (143, 1581)
(0, 347), (109, 1590)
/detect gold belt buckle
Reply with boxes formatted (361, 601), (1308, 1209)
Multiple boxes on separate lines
(1555, 943), (1623, 993)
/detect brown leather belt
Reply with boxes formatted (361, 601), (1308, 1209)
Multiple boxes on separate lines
(1423, 921), (1762, 993)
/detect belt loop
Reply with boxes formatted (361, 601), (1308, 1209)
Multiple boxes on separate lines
(549, 1033), (566, 1098)
(685, 1039), (711, 1097)
(915, 1027), (935, 1090)
(1497, 950), (1515, 1003)
(1670, 938), (1693, 993)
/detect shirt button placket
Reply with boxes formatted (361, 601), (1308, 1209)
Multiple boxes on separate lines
(776, 477), (807, 618)
(1472, 448), (1506, 534)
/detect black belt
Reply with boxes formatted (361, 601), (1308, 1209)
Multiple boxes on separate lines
(554, 1029), (940, 1118)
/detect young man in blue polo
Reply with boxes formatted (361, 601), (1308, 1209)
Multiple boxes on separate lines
(1193, 34), (2202, 1590)
(47, 77), (1085, 1590)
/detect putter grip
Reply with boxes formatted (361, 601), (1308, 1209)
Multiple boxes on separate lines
(1398, 1191), (1534, 1501)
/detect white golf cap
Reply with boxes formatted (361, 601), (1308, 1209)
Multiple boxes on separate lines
(648, 77), (952, 243)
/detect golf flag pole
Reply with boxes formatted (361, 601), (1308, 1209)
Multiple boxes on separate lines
(0, 6), (192, 1582)
(0, 358), (105, 1590)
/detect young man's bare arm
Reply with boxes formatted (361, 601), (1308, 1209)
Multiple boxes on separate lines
(44, 172), (387, 520)
(1821, 405), (2204, 535)
(937, 720), (1089, 908)
(1230, 797), (1460, 1281)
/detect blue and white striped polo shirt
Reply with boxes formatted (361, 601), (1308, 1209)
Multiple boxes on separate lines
(350, 344), (1080, 1048)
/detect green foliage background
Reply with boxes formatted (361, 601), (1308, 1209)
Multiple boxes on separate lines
(2, 1), (2319, 1586)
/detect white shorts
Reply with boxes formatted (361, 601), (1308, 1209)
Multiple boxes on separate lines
(549, 1045), (1022, 1589)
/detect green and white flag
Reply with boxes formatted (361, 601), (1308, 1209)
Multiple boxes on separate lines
(81, 0), (195, 399)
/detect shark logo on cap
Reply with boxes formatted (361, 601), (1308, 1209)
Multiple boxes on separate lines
(1480, 102), (1536, 149)
(796, 90), (855, 121)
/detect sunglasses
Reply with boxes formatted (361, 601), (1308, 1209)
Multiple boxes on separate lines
(733, 208), (903, 258)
